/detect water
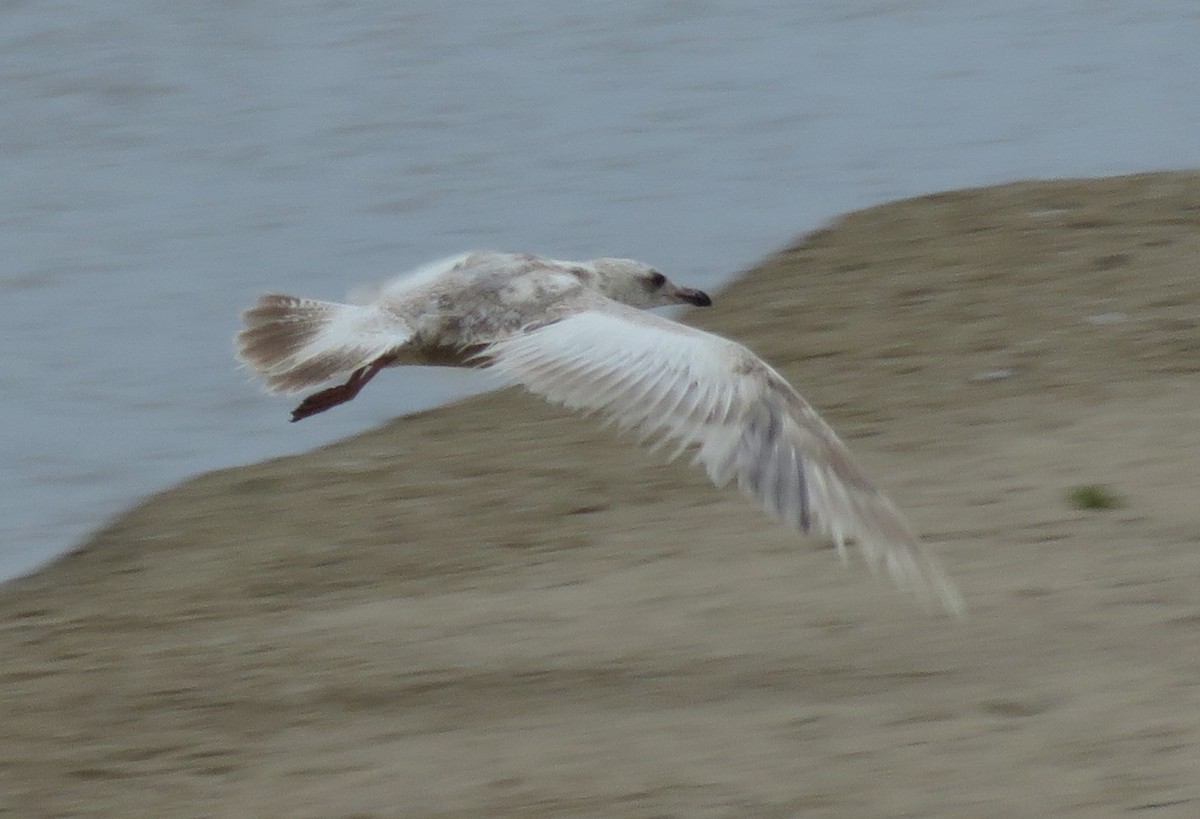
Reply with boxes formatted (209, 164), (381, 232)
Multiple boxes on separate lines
(2, 0), (1199, 580)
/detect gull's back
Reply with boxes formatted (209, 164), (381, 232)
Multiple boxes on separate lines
(373, 251), (599, 350)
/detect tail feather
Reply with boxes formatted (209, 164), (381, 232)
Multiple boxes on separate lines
(236, 294), (408, 393)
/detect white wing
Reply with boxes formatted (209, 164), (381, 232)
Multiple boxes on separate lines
(484, 305), (964, 615)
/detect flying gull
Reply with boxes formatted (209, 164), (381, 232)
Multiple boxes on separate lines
(236, 251), (963, 614)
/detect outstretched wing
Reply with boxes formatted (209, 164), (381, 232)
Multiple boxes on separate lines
(484, 304), (963, 615)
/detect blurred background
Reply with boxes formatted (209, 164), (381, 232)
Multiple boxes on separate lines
(2, 0), (1199, 579)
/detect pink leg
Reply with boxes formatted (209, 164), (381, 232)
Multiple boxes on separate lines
(290, 356), (393, 422)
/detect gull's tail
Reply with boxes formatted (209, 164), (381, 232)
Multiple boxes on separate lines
(236, 294), (408, 393)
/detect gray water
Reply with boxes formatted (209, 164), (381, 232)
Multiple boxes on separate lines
(3, 0), (1199, 579)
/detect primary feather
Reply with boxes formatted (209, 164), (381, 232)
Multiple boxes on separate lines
(483, 305), (965, 616)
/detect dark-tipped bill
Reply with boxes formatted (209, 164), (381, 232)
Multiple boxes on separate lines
(676, 287), (712, 307)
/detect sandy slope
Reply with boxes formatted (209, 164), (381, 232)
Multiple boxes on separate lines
(2, 172), (1199, 818)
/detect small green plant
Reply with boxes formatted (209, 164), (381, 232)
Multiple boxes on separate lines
(1066, 484), (1123, 511)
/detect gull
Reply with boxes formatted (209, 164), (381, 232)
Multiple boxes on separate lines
(236, 251), (963, 614)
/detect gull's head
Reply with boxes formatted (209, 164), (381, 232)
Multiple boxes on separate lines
(587, 258), (713, 310)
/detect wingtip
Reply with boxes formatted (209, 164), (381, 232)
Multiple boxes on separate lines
(929, 578), (969, 620)
(944, 576), (969, 618)
(910, 557), (968, 619)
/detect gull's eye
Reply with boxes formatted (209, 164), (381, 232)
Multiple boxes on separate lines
(648, 271), (666, 288)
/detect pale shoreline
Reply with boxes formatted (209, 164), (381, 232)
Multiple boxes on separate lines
(3, 173), (1200, 817)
